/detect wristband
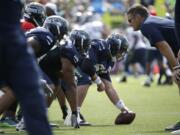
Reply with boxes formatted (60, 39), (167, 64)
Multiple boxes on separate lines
(93, 76), (102, 85)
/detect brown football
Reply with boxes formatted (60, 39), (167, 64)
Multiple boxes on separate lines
(114, 111), (136, 125)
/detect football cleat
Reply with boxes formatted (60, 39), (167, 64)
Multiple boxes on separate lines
(0, 129), (4, 133)
(16, 118), (25, 132)
(77, 113), (91, 126)
(165, 122), (180, 131)
(71, 114), (80, 128)
(0, 117), (17, 127)
(64, 114), (72, 126)
(171, 129), (180, 134)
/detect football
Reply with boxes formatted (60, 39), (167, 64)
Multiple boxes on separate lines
(114, 111), (136, 125)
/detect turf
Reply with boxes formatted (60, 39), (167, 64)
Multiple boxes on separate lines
(1, 75), (180, 135)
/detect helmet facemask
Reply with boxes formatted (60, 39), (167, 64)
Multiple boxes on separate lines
(70, 30), (91, 56)
(24, 2), (46, 26)
(107, 33), (129, 62)
(43, 15), (69, 42)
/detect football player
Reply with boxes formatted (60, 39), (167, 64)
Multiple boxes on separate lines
(21, 2), (46, 31)
(16, 15), (69, 131)
(39, 29), (93, 128)
(76, 33), (133, 125)
(0, 15), (69, 127)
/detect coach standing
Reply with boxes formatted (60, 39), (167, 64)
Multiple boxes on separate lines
(126, 4), (180, 133)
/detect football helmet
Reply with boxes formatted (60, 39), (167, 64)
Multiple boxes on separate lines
(43, 15), (69, 41)
(70, 30), (91, 55)
(106, 33), (129, 62)
(24, 2), (46, 26)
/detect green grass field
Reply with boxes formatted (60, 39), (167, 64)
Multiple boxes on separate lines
(1, 75), (180, 135)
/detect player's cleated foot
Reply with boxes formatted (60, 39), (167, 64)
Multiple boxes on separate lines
(143, 82), (151, 87)
(0, 117), (17, 127)
(119, 76), (127, 83)
(49, 123), (59, 128)
(0, 129), (4, 133)
(171, 129), (180, 134)
(162, 76), (173, 85)
(16, 118), (25, 132)
(62, 113), (68, 120)
(78, 113), (91, 126)
(79, 120), (91, 126)
(71, 114), (80, 128)
(142, 79), (151, 87)
(79, 113), (85, 121)
(165, 122), (180, 131)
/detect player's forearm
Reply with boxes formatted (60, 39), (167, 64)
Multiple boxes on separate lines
(156, 42), (178, 68)
(161, 49), (177, 68)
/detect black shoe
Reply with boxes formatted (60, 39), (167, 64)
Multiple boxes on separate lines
(0, 129), (4, 134)
(79, 121), (91, 126)
(63, 113), (68, 120)
(143, 81), (151, 87)
(78, 113), (91, 126)
(61, 105), (68, 120)
(79, 113), (85, 121)
(119, 76), (127, 83)
(162, 76), (173, 85)
(165, 122), (180, 131)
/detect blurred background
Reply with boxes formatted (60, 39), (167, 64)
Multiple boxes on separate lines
(24, 0), (175, 30)
(22, 0), (176, 86)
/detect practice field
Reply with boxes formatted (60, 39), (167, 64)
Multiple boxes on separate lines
(2, 75), (180, 135)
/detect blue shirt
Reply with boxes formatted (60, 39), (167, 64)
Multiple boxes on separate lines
(26, 27), (55, 58)
(140, 15), (180, 56)
(60, 40), (82, 67)
(88, 39), (114, 74)
(39, 39), (81, 74)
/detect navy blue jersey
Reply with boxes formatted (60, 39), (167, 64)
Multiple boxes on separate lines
(140, 15), (180, 56)
(88, 39), (114, 75)
(39, 40), (81, 85)
(77, 39), (113, 84)
(26, 27), (56, 58)
(60, 40), (82, 67)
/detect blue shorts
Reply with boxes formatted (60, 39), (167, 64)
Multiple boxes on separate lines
(146, 49), (163, 63)
(76, 67), (92, 86)
(76, 67), (111, 86)
(130, 48), (146, 67)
